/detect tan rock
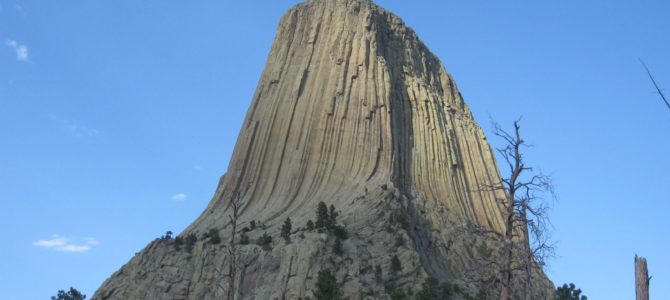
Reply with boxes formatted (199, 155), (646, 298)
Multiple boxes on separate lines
(93, 0), (552, 299)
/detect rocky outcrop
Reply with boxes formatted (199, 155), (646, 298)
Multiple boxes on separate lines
(93, 0), (552, 299)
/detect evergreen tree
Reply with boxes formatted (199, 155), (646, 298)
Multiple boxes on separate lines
(391, 255), (402, 273)
(315, 202), (329, 229)
(281, 217), (292, 243)
(205, 228), (221, 244)
(415, 277), (439, 300)
(328, 204), (338, 229)
(306, 219), (315, 231)
(51, 287), (86, 300)
(239, 231), (249, 245)
(332, 237), (343, 255)
(313, 269), (342, 300)
(555, 283), (587, 300)
(256, 232), (273, 251)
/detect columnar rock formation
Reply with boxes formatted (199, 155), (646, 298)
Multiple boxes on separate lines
(93, 0), (552, 299)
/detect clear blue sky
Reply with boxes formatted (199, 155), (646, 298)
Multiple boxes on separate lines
(1, 1), (668, 299)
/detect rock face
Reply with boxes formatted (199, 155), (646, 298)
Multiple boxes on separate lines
(94, 0), (552, 299)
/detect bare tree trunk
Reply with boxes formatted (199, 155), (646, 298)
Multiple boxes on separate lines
(280, 256), (295, 300)
(635, 255), (649, 300)
(227, 192), (243, 300)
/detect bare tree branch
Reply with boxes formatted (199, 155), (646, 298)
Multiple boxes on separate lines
(640, 59), (670, 111)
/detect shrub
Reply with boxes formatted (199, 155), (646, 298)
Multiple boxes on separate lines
(249, 220), (257, 230)
(306, 219), (315, 231)
(332, 225), (348, 239)
(313, 269), (342, 300)
(239, 231), (249, 245)
(395, 235), (404, 247)
(184, 233), (197, 252)
(173, 236), (184, 250)
(256, 232), (273, 251)
(205, 228), (221, 244)
(416, 277), (439, 300)
(389, 288), (406, 300)
(332, 237), (343, 255)
(390, 255), (402, 273)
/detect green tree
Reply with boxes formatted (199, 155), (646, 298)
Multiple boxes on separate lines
(281, 217), (292, 243)
(315, 202), (329, 229)
(415, 277), (439, 300)
(332, 237), (343, 255)
(239, 231), (249, 245)
(555, 283), (587, 300)
(205, 228), (221, 244)
(389, 288), (406, 300)
(313, 269), (342, 300)
(256, 232), (273, 251)
(391, 255), (402, 273)
(184, 233), (197, 252)
(51, 287), (86, 300)
(306, 219), (315, 231)
(328, 204), (338, 229)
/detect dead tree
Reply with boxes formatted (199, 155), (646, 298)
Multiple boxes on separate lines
(635, 255), (650, 300)
(495, 120), (555, 300)
(280, 256), (297, 300)
(467, 120), (554, 300)
(640, 60), (670, 111)
(225, 191), (244, 300)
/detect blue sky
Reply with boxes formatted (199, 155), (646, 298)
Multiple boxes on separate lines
(1, 0), (668, 299)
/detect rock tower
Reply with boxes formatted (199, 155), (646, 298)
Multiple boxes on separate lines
(93, 0), (551, 299)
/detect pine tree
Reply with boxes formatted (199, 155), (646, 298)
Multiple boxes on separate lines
(328, 204), (338, 229)
(313, 269), (342, 300)
(315, 202), (329, 229)
(281, 217), (292, 243)
(306, 219), (315, 231)
(332, 237), (343, 255)
(391, 255), (402, 273)
(51, 287), (86, 300)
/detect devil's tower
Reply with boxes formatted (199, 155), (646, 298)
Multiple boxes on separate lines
(94, 0), (552, 299)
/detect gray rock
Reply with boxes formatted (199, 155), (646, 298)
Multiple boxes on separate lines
(93, 0), (552, 299)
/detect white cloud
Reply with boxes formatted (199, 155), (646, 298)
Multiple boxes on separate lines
(172, 193), (188, 201)
(5, 39), (30, 62)
(33, 235), (99, 253)
(49, 114), (100, 137)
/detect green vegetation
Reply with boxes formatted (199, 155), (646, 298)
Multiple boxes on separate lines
(313, 269), (342, 300)
(306, 219), (315, 231)
(51, 287), (86, 300)
(204, 228), (221, 244)
(161, 231), (173, 240)
(239, 231), (249, 245)
(173, 236), (184, 250)
(555, 283), (587, 300)
(314, 201), (348, 239)
(315, 202), (329, 229)
(184, 233), (197, 252)
(415, 277), (439, 300)
(390, 255), (402, 273)
(281, 217), (292, 243)
(256, 232), (273, 251)
(249, 220), (257, 230)
(394, 235), (404, 247)
(389, 288), (406, 300)
(332, 237), (343, 255)
(374, 265), (382, 282)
